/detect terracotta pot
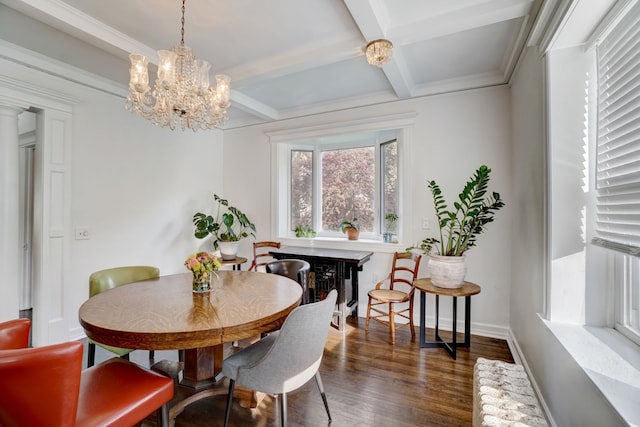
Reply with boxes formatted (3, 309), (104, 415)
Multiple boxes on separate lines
(346, 227), (359, 240)
(428, 255), (466, 288)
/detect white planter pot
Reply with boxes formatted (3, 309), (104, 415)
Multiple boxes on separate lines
(218, 241), (240, 260)
(428, 255), (466, 288)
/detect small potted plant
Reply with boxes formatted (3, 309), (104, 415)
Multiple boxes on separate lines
(294, 225), (317, 238)
(193, 194), (256, 260)
(408, 165), (504, 288)
(383, 212), (398, 243)
(339, 218), (360, 240)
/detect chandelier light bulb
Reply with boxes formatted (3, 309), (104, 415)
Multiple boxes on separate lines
(125, 0), (230, 131)
(128, 54), (149, 89)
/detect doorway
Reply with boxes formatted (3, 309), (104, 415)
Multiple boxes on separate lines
(18, 111), (36, 323)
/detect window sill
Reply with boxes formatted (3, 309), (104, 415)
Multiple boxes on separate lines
(276, 236), (408, 254)
(542, 317), (640, 426)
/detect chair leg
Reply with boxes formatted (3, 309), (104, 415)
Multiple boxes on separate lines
(224, 379), (235, 427)
(389, 303), (396, 345)
(157, 403), (169, 427)
(365, 296), (372, 331)
(87, 342), (96, 367)
(149, 350), (155, 361)
(279, 393), (287, 427)
(314, 372), (332, 421)
(409, 298), (416, 340)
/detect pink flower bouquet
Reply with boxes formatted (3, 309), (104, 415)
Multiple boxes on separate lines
(185, 251), (222, 292)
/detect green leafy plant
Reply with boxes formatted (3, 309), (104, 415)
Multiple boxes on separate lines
(384, 212), (398, 233)
(383, 212), (398, 242)
(294, 225), (317, 238)
(338, 218), (360, 233)
(409, 165), (504, 256)
(193, 194), (256, 249)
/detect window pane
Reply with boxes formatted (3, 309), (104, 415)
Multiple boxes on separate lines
(624, 255), (640, 342)
(291, 150), (313, 230)
(382, 140), (398, 232)
(321, 147), (375, 232)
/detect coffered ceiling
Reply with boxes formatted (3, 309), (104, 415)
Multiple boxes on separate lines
(1, 0), (541, 129)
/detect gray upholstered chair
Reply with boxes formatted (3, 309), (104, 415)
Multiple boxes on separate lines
(87, 266), (159, 367)
(222, 289), (337, 427)
(266, 259), (311, 304)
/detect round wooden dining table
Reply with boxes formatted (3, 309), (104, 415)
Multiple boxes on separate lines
(79, 270), (302, 422)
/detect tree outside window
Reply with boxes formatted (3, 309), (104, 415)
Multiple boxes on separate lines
(289, 136), (398, 238)
(321, 147), (375, 232)
(291, 150), (313, 229)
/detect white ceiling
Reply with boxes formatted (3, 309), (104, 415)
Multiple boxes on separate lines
(1, 0), (541, 129)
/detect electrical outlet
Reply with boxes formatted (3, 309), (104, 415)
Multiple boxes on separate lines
(75, 228), (90, 240)
(422, 218), (430, 230)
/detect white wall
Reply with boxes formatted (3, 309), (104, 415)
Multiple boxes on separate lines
(0, 44), (224, 343)
(2, 0), (511, 351)
(224, 86), (514, 336)
(510, 46), (626, 427)
(67, 89), (225, 340)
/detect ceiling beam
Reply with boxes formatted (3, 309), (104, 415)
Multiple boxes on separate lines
(2, 0), (281, 122)
(226, 37), (364, 86)
(229, 90), (279, 121)
(1, 0), (155, 59)
(343, 0), (413, 99)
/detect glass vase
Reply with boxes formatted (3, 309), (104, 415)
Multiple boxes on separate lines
(192, 272), (212, 293)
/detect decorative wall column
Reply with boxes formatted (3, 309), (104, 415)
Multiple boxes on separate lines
(0, 104), (25, 321)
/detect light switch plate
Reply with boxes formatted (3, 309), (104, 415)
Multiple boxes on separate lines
(75, 228), (90, 240)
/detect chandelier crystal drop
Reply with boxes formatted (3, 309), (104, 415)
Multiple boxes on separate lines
(365, 39), (393, 68)
(125, 0), (230, 131)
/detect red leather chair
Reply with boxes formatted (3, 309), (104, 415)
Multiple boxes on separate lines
(0, 340), (174, 427)
(0, 318), (31, 349)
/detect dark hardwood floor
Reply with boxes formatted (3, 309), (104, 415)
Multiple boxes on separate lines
(88, 316), (513, 427)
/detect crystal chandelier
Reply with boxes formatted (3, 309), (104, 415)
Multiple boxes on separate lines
(125, 0), (230, 131)
(365, 39), (393, 68)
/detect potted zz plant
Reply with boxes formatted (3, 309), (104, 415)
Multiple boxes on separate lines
(339, 218), (360, 240)
(409, 165), (504, 288)
(193, 194), (256, 260)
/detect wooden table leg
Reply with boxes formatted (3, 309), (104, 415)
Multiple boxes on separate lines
(180, 345), (223, 390)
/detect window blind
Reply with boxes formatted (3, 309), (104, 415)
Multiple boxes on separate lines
(594, 3), (640, 256)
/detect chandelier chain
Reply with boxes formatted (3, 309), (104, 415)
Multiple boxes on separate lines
(125, 0), (231, 131)
(180, 0), (186, 46)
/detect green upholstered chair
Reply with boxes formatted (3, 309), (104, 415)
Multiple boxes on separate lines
(87, 266), (159, 367)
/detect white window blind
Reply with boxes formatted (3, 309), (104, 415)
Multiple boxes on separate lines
(594, 3), (640, 256)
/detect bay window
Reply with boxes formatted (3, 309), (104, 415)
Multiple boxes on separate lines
(288, 136), (398, 239)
